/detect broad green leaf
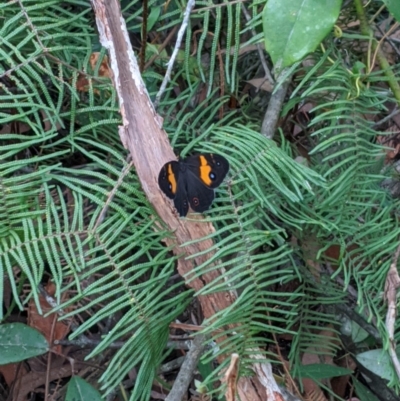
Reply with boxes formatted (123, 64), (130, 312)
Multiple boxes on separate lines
(198, 358), (214, 392)
(262, 0), (342, 70)
(353, 378), (380, 401)
(147, 7), (161, 31)
(0, 323), (48, 364)
(295, 363), (353, 379)
(351, 320), (369, 343)
(382, 0), (400, 23)
(66, 376), (102, 401)
(356, 349), (395, 381)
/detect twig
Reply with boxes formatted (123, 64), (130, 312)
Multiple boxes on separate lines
(240, 4), (274, 84)
(44, 315), (58, 401)
(170, 322), (204, 331)
(373, 107), (400, 129)
(260, 69), (291, 139)
(269, 321), (302, 399)
(335, 303), (382, 344)
(0, 54), (43, 79)
(369, 22), (399, 75)
(224, 354), (239, 401)
(16, 0), (45, 49)
(93, 157), (133, 231)
(54, 337), (192, 350)
(317, 265), (382, 342)
(375, 32), (400, 44)
(165, 334), (206, 401)
(160, 356), (186, 373)
(54, 337), (125, 348)
(324, 263), (359, 300)
(376, 24), (400, 59)
(144, 25), (179, 70)
(384, 242), (400, 380)
(354, 0), (400, 105)
(153, 0), (196, 108)
(38, 284), (80, 332)
(139, 0), (148, 72)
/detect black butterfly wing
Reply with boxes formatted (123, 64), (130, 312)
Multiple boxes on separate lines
(158, 161), (189, 216)
(158, 154), (229, 216)
(158, 161), (180, 199)
(185, 169), (215, 213)
(183, 153), (229, 213)
(184, 154), (229, 188)
(172, 180), (190, 216)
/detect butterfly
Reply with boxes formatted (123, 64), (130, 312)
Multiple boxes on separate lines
(158, 153), (229, 217)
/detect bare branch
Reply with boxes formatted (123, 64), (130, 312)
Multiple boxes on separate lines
(165, 334), (206, 401)
(261, 70), (291, 139)
(154, 0), (196, 108)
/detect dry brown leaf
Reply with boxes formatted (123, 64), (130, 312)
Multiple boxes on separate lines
(0, 363), (28, 388)
(246, 77), (273, 93)
(0, 109), (62, 134)
(76, 52), (112, 92)
(304, 387), (328, 401)
(13, 365), (72, 401)
(377, 133), (400, 162)
(89, 53), (112, 78)
(27, 282), (70, 354)
(331, 354), (356, 398)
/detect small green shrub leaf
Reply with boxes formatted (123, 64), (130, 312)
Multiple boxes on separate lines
(351, 320), (369, 343)
(295, 363), (353, 379)
(382, 0), (400, 23)
(0, 323), (49, 364)
(356, 349), (395, 381)
(66, 376), (102, 401)
(262, 0), (342, 70)
(353, 378), (380, 401)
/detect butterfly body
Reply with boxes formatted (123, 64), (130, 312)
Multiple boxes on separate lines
(158, 154), (229, 217)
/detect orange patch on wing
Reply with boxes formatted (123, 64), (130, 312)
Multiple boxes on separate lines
(199, 155), (212, 186)
(167, 164), (177, 194)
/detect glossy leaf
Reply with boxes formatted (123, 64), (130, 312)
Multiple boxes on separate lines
(356, 349), (395, 381)
(351, 321), (369, 343)
(66, 376), (102, 401)
(0, 323), (48, 364)
(382, 0), (400, 23)
(353, 378), (380, 401)
(147, 7), (161, 32)
(262, 0), (342, 70)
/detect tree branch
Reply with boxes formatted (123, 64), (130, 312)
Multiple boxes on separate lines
(165, 334), (205, 401)
(90, 1), (280, 399)
(261, 70), (291, 139)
